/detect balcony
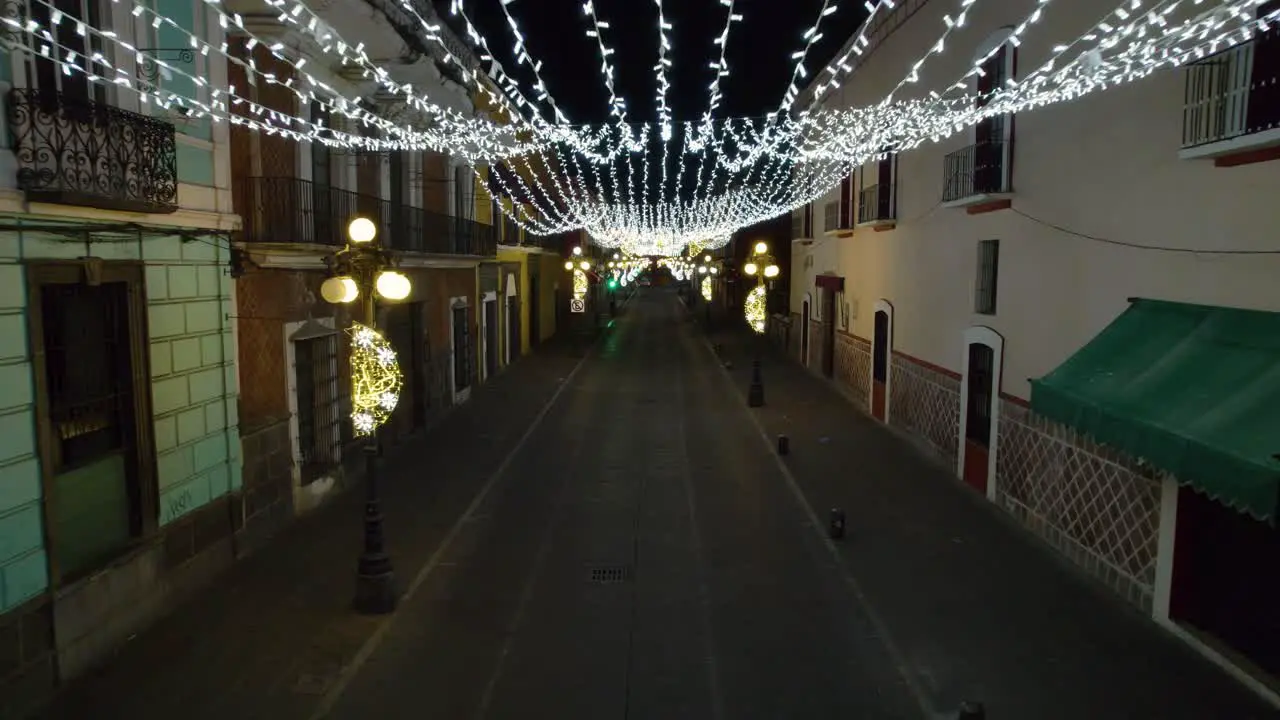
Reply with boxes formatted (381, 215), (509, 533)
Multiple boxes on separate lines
(237, 176), (496, 256)
(8, 88), (179, 214)
(1180, 39), (1280, 163)
(857, 183), (896, 229)
(942, 140), (1011, 206)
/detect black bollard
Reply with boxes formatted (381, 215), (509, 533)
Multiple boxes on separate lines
(956, 701), (985, 720)
(747, 359), (765, 407)
(829, 508), (845, 539)
(777, 434), (789, 455)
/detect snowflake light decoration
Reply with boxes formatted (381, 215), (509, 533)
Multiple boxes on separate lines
(348, 322), (404, 436)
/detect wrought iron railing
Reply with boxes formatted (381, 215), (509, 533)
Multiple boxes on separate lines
(858, 183), (895, 223)
(8, 88), (178, 213)
(942, 139), (1009, 202)
(237, 176), (496, 256)
(1182, 40), (1279, 148)
(823, 201), (840, 232)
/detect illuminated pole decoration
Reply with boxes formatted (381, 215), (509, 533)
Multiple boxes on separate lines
(318, 216), (413, 615)
(742, 240), (779, 334)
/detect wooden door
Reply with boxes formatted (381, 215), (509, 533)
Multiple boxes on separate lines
(801, 300), (810, 367)
(963, 343), (995, 494)
(872, 310), (889, 421)
(821, 288), (835, 378)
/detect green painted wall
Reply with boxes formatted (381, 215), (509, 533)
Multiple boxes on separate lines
(0, 262), (46, 613)
(0, 228), (240, 612)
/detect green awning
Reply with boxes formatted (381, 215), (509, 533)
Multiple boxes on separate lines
(1030, 298), (1280, 523)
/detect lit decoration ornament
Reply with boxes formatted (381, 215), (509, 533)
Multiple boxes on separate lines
(701, 277), (713, 302)
(573, 269), (589, 297)
(348, 322), (404, 437)
(744, 285), (767, 334)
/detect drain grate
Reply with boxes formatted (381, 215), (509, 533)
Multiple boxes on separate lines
(587, 565), (632, 584)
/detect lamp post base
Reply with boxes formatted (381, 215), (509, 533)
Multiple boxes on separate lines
(354, 442), (398, 615)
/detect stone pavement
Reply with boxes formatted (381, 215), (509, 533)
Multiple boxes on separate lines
(320, 287), (923, 720)
(703, 317), (1279, 719)
(33, 335), (592, 720)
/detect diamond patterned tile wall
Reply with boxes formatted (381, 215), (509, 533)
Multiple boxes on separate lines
(888, 357), (960, 468)
(833, 333), (871, 410)
(996, 400), (1161, 612)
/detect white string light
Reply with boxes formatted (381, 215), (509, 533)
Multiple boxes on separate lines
(9, 0), (1271, 256)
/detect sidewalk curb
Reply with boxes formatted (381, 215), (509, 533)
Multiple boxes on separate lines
(692, 326), (940, 720)
(308, 304), (610, 719)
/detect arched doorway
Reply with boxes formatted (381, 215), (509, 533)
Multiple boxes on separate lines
(957, 326), (1004, 498)
(870, 300), (893, 422)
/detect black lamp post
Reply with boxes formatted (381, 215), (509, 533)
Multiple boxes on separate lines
(319, 217), (411, 615)
(743, 241), (779, 408)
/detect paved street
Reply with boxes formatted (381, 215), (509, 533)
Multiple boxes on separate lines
(37, 288), (1278, 720)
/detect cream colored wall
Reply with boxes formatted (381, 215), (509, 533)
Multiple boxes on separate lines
(792, 0), (1280, 400)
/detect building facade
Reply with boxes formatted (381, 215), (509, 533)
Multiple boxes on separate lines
(0, 0), (242, 712)
(779, 0), (1280, 703)
(226, 0), (502, 521)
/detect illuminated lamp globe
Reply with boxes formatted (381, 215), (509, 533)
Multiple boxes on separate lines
(744, 262), (758, 276)
(320, 276), (359, 304)
(763, 264), (780, 279)
(579, 260), (590, 271)
(754, 241), (768, 255)
(704, 255), (711, 262)
(564, 261), (574, 271)
(710, 266), (719, 275)
(375, 270), (411, 301)
(347, 217), (377, 244)
(572, 246), (583, 256)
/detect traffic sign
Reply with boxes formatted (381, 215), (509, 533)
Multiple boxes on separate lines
(570, 297), (585, 313)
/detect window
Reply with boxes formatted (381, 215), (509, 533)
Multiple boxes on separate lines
(973, 43), (1013, 194)
(452, 304), (472, 393)
(293, 333), (341, 484)
(838, 174), (854, 228)
(859, 153), (898, 223)
(974, 239), (1000, 315)
(30, 263), (154, 583)
(27, 0), (106, 105)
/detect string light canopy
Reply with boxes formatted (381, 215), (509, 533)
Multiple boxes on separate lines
(11, 0), (1274, 254)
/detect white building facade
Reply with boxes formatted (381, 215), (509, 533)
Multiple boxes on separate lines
(783, 0), (1280, 703)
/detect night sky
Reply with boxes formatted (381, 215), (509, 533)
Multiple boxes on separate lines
(442, 0), (870, 125)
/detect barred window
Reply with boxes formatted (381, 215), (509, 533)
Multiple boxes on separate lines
(974, 239), (1000, 315)
(293, 332), (341, 483)
(453, 305), (472, 393)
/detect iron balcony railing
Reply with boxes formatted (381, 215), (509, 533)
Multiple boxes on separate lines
(858, 183), (895, 224)
(1182, 40), (1279, 148)
(237, 176), (496, 256)
(823, 201), (840, 232)
(8, 88), (179, 213)
(942, 139), (1009, 202)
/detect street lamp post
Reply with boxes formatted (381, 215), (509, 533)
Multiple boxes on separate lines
(698, 253), (718, 331)
(742, 241), (779, 408)
(319, 217), (412, 615)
